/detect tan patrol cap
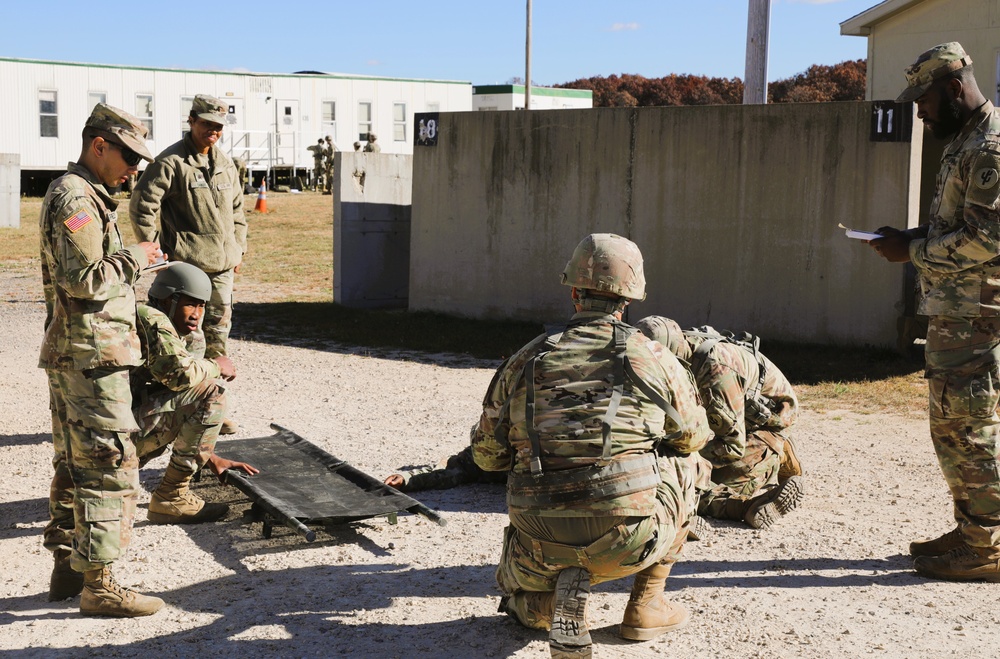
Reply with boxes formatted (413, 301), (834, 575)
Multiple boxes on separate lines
(896, 42), (973, 103)
(191, 94), (228, 125)
(85, 103), (153, 162)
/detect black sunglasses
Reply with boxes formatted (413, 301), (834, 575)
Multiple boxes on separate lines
(106, 141), (142, 167)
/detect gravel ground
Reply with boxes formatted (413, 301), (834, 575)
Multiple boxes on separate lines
(2, 269), (999, 658)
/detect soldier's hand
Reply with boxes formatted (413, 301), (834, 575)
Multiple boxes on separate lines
(234, 261), (242, 274)
(214, 355), (237, 381)
(384, 474), (404, 489)
(207, 454), (259, 481)
(138, 242), (164, 266)
(869, 231), (912, 263)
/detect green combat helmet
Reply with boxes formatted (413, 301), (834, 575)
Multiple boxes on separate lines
(634, 315), (692, 361)
(560, 233), (646, 301)
(149, 262), (212, 303)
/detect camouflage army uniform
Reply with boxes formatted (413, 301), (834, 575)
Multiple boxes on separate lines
(910, 100), (1000, 551)
(472, 312), (711, 599)
(132, 305), (227, 476)
(308, 140), (325, 190)
(40, 162), (147, 572)
(323, 138), (335, 194)
(396, 444), (507, 492)
(129, 133), (247, 358)
(680, 331), (798, 520)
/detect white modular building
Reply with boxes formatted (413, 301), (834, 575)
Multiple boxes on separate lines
(0, 56), (472, 189)
(472, 84), (593, 111)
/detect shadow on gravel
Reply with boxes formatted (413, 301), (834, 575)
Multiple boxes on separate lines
(233, 301), (542, 368)
(0, 497), (47, 540)
(0, 433), (51, 448)
(0, 564), (534, 658)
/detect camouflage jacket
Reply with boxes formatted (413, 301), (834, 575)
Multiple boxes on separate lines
(132, 304), (221, 403)
(129, 133), (247, 273)
(472, 312), (710, 514)
(398, 445), (506, 492)
(910, 101), (1000, 317)
(38, 162), (145, 370)
(685, 337), (798, 466)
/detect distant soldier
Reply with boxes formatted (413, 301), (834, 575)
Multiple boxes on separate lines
(353, 141), (362, 152)
(323, 135), (335, 194)
(133, 262), (258, 525)
(233, 157), (248, 194)
(39, 103), (165, 616)
(363, 132), (381, 153)
(384, 426), (506, 492)
(635, 317), (803, 531)
(308, 138), (325, 191)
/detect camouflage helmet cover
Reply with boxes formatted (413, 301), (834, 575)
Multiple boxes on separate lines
(560, 233), (646, 300)
(634, 315), (692, 361)
(149, 262), (213, 303)
(896, 42), (973, 103)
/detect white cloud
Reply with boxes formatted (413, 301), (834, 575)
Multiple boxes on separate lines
(608, 22), (640, 32)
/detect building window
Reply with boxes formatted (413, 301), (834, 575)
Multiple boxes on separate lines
(136, 93), (154, 139)
(321, 101), (336, 141)
(39, 90), (58, 137)
(180, 95), (194, 134)
(393, 103), (407, 142)
(88, 92), (106, 112)
(358, 101), (372, 141)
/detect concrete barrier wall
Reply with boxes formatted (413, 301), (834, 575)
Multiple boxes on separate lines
(332, 152), (412, 308)
(0, 153), (19, 229)
(410, 103), (922, 346)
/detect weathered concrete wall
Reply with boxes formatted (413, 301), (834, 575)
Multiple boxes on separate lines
(0, 153), (19, 229)
(332, 152), (412, 308)
(410, 103), (922, 347)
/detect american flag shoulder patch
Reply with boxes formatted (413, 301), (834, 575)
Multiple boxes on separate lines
(63, 210), (93, 233)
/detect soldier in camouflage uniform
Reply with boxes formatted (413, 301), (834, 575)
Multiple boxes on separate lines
(133, 263), (258, 525)
(635, 317), (803, 531)
(870, 42), (1000, 582)
(129, 94), (247, 363)
(308, 138), (325, 191)
(40, 104), (166, 616)
(323, 135), (335, 194)
(472, 234), (712, 658)
(363, 132), (381, 153)
(384, 425), (507, 492)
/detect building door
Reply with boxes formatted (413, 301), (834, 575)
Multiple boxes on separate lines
(275, 99), (300, 168)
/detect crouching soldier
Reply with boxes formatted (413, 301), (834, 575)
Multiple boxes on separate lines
(636, 317), (803, 531)
(133, 262), (258, 524)
(472, 234), (711, 657)
(384, 425), (507, 492)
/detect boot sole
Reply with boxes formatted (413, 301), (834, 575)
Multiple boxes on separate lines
(746, 476), (804, 530)
(550, 567), (592, 658)
(147, 504), (229, 525)
(913, 561), (1000, 582)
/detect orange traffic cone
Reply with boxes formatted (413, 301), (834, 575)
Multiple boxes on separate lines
(254, 180), (268, 213)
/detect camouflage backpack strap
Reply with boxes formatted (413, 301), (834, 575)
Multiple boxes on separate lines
(594, 322), (629, 468)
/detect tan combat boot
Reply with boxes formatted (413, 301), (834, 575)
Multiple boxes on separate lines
(49, 548), (84, 601)
(910, 527), (963, 558)
(620, 562), (690, 641)
(913, 543), (1000, 582)
(778, 436), (803, 482)
(549, 567), (592, 658)
(500, 590), (556, 630)
(148, 464), (228, 525)
(220, 418), (239, 435)
(80, 565), (164, 617)
(744, 476), (804, 529)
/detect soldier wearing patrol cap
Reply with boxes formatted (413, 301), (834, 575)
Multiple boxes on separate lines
(471, 233), (711, 657)
(39, 103), (165, 615)
(130, 94), (246, 434)
(870, 42), (1000, 582)
(363, 131), (381, 152)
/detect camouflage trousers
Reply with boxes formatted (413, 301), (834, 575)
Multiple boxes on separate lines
(925, 316), (1000, 549)
(496, 452), (702, 601)
(133, 379), (228, 476)
(44, 368), (139, 572)
(697, 431), (783, 520)
(204, 268), (234, 359)
(400, 445), (507, 492)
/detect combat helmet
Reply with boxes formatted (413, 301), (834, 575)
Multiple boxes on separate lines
(149, 262), (212, 303)
(561, 233), (646, 301)
(634, 315), (692, 361)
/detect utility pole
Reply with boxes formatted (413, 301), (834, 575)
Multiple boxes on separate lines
(743, 0), (771, 104)
(525, 0), (532, 110)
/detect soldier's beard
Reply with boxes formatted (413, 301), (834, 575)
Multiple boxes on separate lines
(930, 96), (965, 140)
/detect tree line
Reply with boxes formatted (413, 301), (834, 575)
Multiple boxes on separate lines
(551, 60), (866, 107)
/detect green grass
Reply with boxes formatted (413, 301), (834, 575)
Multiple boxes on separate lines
(4, 192), (927, 413)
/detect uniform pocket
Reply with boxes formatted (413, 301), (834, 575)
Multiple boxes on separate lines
(930, 366), (1000, 419)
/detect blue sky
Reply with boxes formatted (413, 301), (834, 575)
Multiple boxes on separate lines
(2, 0), (879, 84)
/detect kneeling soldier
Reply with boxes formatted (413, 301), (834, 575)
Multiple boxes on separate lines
(133, 262), (257, 524)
